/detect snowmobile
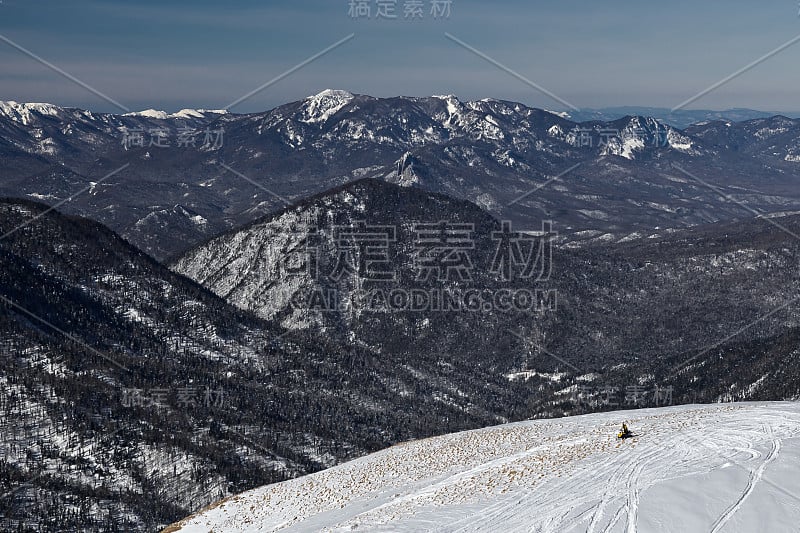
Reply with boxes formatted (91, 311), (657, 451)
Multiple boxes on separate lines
(617, 423), (633, 439)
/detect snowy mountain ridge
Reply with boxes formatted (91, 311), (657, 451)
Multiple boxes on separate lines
(0, 100), (227, 123)
(300, 89), (355, 123)
(0, 93), (690, 159)
(0, 100), (66, 124)
(123, 108), (229, 119)
(3, 92), (800, 260)
(0, 196), (532, 530)
(169, 402), (800, 532)
(171, 178), (800, 404)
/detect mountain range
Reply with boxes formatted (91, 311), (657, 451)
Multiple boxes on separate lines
(566, 106), (800, 128)
(2, 92), (800, 531)
(4, 92), (800, 260)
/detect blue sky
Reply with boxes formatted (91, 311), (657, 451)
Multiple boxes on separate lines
(1, 0), (799, 113)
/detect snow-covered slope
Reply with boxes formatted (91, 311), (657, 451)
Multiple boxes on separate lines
(169, 402), (800, 532)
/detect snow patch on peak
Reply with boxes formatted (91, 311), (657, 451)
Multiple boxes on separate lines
(598, 117), (697, 159)
(544, 109), (571, 119)
(172, 109), (206, 119)
(124, 109), (169, 119)
(171, 108), (226, 119)
(433, 94), (462, 115)
(394, 152), (421, 187)
(666, 129), (695, 153)
(123, 108), (229, 120)
(0, 101), (62, 125)
(309, 89), (353, 99)
(0, 101), (61, 114)
(300, 90), (354, 124)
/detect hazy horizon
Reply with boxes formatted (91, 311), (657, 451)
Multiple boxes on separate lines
(1, 1), (799, 114)
(2, 93), (799, 118)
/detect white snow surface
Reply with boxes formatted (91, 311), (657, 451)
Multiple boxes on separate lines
(170, 402), (800, 532)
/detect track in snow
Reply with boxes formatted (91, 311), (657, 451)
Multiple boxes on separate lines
(709, 431), (782, 533)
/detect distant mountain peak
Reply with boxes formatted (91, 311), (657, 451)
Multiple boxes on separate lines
(544, 109), (571, 119)
(123, 108), (228, 119)
(124, 108), (169, 119)
(300, 89), (355, 124)
(0, 101), (63, 124)
(308, 88), (354, 99)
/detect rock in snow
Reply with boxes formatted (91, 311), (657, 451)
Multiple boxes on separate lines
(169, 402), (800, 532)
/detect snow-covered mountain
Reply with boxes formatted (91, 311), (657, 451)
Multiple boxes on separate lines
(123, 108), (228, 120)
(0, 197), (355, 530)
(3, 92), (800, 259)
(298, 89), (355, 124)
(172, 178), (800, 404)
(168, 402), (800, 532)
(0, 197), (554, 531)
